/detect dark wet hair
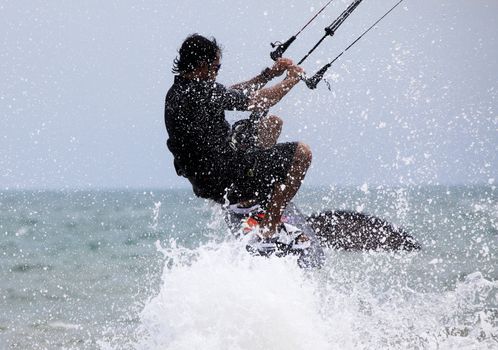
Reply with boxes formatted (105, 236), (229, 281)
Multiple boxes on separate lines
(172, 34), (222, 74)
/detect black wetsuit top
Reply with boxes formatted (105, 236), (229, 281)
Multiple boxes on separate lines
(165, 76), (250, 197)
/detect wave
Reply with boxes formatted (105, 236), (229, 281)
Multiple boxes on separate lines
(114, 239), (498, 350)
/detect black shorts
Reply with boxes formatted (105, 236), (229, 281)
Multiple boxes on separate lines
(224, 142), (298, 206)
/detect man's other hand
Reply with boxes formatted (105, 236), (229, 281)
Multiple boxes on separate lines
(269, 58), (294, 78)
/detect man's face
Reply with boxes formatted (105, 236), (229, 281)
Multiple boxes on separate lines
(207, 52), (221, 81)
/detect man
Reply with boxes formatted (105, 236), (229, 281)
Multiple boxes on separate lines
(165, 34), (311, 248)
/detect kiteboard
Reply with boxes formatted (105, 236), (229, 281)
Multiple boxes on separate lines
(224, 201), (420, 268)
(307, 210), (421, 251)
(224, 201), (326, 268)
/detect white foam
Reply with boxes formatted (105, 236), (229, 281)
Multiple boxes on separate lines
(149, 201), (162, 230)
(134, 241), (338, 350)
(47, 321), (81, 330)
(125, 241), (497, 350)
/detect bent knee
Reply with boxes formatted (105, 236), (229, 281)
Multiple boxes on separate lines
(266, 115), (283, 129)
(295, 142), (312, 164)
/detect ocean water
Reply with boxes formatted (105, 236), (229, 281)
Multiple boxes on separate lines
(0, 186), (497, 349)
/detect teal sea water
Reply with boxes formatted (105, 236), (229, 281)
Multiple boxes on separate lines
(0, 186), (497, 349)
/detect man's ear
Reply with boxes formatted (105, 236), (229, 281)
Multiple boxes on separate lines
(197, 62), (209, 78)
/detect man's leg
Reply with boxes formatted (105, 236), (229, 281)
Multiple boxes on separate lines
(235, 115), (283, 209)
(260, 142), (312, 236)
(257, 115), (282, 149)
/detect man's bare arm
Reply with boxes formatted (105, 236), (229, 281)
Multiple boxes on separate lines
(230, 72), (272, 92)
(248, 64), (304, 111)
(230, 58), (293, 92)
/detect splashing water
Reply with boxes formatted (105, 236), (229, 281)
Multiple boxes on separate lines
(394, 188), (409, 221)
(120, 240), (497, 350)
(2, 188), (496, 349)
(149, 201), (162, 231)
(136, 241), (332, 349)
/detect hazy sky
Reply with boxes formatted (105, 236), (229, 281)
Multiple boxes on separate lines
(1, 0), (497, 189)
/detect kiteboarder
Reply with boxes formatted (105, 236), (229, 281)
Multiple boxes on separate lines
(164, 34), (311, 249)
